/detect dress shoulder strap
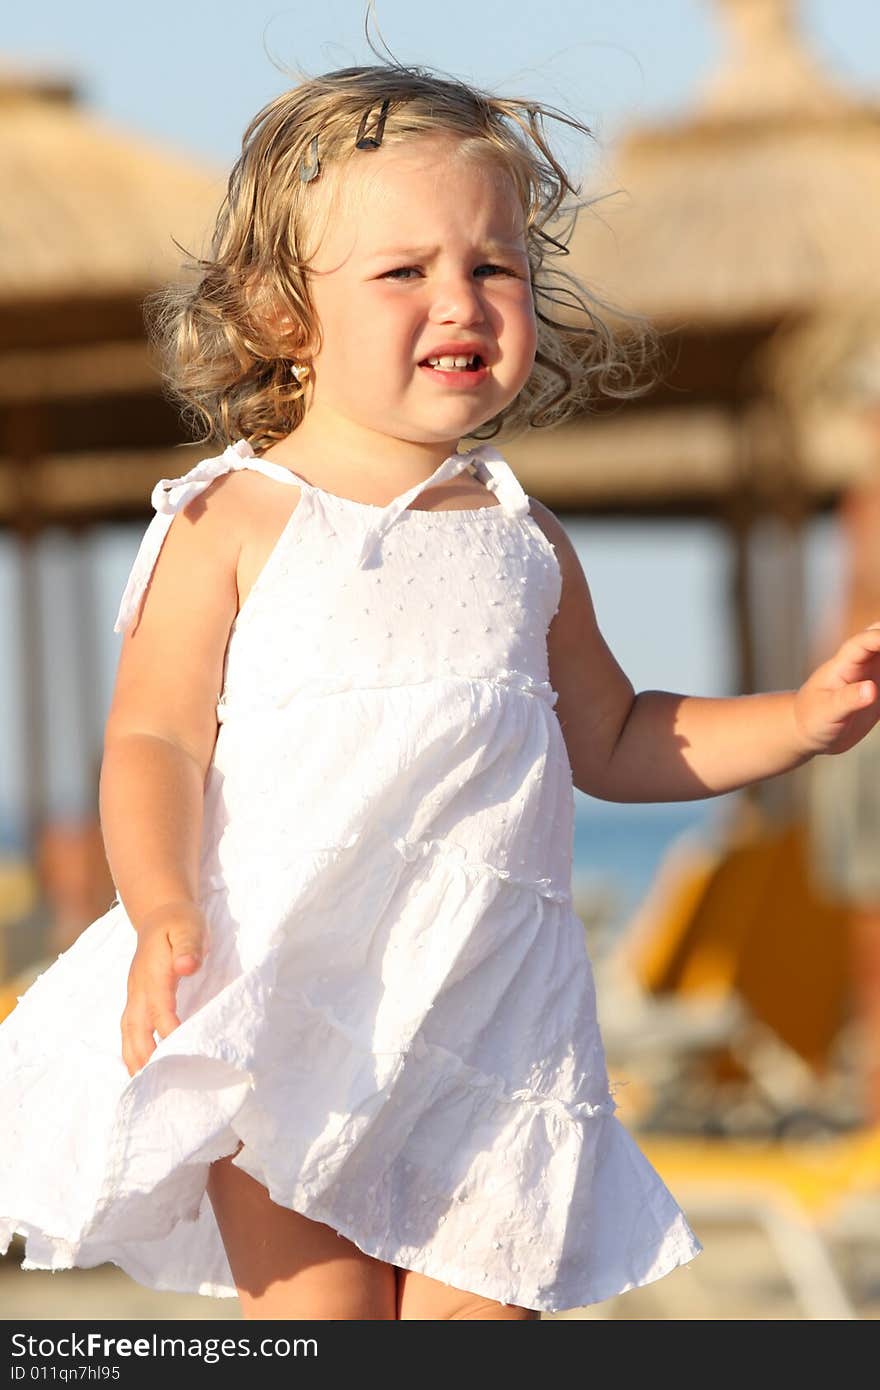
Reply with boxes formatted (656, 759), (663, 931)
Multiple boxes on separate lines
(466, 445), (531, 518)
(113, 439), (299, 634)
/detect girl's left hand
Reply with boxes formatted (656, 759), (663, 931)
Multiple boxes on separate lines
(793, 620), (880, 756)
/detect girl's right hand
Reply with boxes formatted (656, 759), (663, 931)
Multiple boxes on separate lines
(121, 900), (208, 1078)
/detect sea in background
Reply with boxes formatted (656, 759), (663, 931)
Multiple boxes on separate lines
(0, 510), (845, 942)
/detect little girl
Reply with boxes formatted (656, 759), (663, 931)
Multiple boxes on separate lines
(2, 62), (879, 1323)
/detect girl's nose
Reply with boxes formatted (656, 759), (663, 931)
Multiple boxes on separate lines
(428, 275), (487, 326)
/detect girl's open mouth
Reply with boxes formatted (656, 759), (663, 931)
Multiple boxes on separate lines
(418, 355), (489, 388)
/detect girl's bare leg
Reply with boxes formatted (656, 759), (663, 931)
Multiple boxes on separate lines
(206, 1149), (397, 1319)
(396, 1266), (540, 1320)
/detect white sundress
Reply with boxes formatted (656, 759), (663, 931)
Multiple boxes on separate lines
(0, 438), (701, 1312)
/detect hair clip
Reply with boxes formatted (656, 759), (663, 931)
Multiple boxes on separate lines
(299, 134), (320, 183)
(355, 98), (390, 150)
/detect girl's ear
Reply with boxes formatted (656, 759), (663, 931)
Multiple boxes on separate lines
(266, 303), (298, 351)
(241, 269), (314, 358)
(256, 292), (315, 361)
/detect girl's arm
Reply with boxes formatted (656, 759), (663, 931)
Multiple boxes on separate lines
(100, 472), (244, 1072)
(100, 475), (241, 926)
(531, 501), (880, 803)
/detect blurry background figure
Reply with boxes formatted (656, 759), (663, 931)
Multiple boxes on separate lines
(805, 322), (880, 1123)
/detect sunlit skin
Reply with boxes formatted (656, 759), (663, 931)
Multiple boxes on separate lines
(263, 133), (537, 499)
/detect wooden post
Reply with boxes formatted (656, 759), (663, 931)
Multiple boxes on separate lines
(70, 519), (103, 809)
(760, 395), (811, 822)
(4, 405), (48, 861)
(725, 406), (761, 814)
(737, 396), (810, 822)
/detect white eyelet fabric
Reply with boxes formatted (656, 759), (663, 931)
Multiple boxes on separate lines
(0, 440), (700, 1312)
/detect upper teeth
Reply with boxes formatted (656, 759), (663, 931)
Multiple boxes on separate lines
(426, 355), (478, 368)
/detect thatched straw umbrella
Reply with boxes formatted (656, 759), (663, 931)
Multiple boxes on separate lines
(566, 1), (880, 329)
(0, 63), (221, 855)
(509, 0), (880, 818)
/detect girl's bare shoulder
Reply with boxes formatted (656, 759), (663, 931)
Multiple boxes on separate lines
(152, 466), (305, 615)
(525, 497), (578, 577)
(105, 469), (301, 774)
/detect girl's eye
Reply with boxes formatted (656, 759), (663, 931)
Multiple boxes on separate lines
(381, 264), (516, 281)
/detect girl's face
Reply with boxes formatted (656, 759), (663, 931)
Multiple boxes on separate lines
(299, 134), (537, 458)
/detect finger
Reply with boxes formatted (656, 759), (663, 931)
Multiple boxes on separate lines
(173, 955), (201, 975)
(844, 626), (880, 659)
(836, 680), (878, 717)
(121, 1031), (155, 1077)
(123, 1050), (147, 1079)
(826, 632), (880, 687)
(151, 1009), (181, 1040)
(167, 922), (206, 972)
(154, 954), (183, 1000)
(121, 1011), (158, 1072)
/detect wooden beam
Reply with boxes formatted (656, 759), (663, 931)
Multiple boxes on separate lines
(0, 341), (160, 403)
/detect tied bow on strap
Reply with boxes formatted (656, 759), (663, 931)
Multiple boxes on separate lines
(113, 441), (255, 634)
(466, 444), (531, 518)
(150, 439), (254, 516)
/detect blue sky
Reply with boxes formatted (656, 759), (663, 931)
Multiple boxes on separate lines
(5, 1), (880, 168)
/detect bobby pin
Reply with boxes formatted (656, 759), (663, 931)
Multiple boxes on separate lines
(355, 98), (391, 150)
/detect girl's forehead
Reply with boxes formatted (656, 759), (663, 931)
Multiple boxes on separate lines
(331, 140), (526, 243)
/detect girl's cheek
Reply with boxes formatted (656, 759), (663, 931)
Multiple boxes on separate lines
(517, 304), (539, 357)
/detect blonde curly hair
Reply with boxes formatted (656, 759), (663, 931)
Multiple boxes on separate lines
(147, 60), (658, 455)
